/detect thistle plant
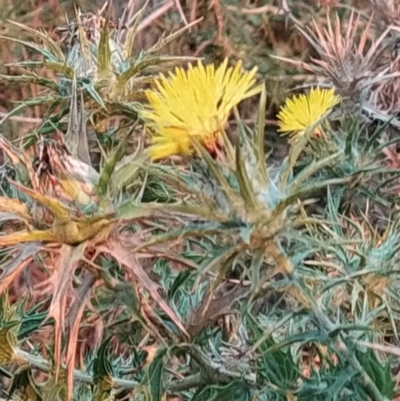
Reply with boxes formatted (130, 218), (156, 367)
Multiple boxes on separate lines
(0, 2), (196, 158)
(273, 8), (400, 128)
(1, 3), (400, 401)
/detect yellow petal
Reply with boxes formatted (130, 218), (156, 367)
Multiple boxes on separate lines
(277, 88), (340, 141)
(141, 59), (262, 160)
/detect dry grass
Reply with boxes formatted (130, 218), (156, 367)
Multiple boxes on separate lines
(0, 0), (355, 140)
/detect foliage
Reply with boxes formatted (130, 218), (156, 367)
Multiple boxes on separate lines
(1, 1), (400, 401)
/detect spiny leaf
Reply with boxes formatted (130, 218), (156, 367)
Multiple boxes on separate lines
(65, 75), (92, 165)
(44, 61), (75, 78)
(148, 19), (202, 54)
(116, 201), (155, 220)
(194, 245), (243, 290)
(93, 337), (114, 384)
(75, 7), (91, 73)
(290, 151), (342, 193)
(0, 243), (39, 295)
(0, 36), (57, 61)
(51, 216), (114, 245)
(255, 84), (269, 185)
(0, 325), (18, 364)
(0, 96), (57, 126)
(96, 13), (113, 81)
(97, 128), (135, 198)
(0, 74), (59, 91)
(0, 230), (57, 246)
(279, 110), (333, 191)
(102, 240), (189, 338)
(148, 203), (226, 222)
(79, 80), (107, 109)
(45, 244), (86, 385)
(187, 283), (248, 338)
(9, 181), (71, 223)
(192, 139), (240, 209)
(234, 131), (259, 211)
(110, 152), (147, 194)
(115, 56), (197, 94)
(0, 197), (32, 221)
(7, 20), (65, 61)
(132, 223), (233, 252)
(122, 0), (149, 59)
(145, 347), (167, 401)
(66, 271), (97, 401)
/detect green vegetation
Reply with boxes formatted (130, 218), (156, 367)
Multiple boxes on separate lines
(1, 1), (400, 401)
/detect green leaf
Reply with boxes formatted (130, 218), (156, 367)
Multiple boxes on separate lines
(0, 35), (57, 61)
(97, 128), (135, 198)
(116, 56), (196, 92)
(18, 311), (48, 339)
(0, 73), (59, 91)
(355, 349), (395, 399)
(115, 201), (155, 220)
(0, 96), (57, 126)
(8, 368), (43, 401)
(93, 336), (114, 383)
(234, 124), (259, 211)
(279, 109), (333, 191)
(168, 269), (191, 300)
(79, 79), (106, 109)
(247, 314), (299, 389)
(216, 382), (252, 401)
(110, 154), (146, 194)
(255, 84), (269, 185)
(7, 20), (65, 61)
(145, 348), (167, 401)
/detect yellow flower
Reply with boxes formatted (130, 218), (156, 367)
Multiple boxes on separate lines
(277, 88), (340, 141)
(141, 58), (263, 160)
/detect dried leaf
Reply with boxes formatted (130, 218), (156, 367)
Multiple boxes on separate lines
(148, 19), (202, 54)
(0, 243), (39, 295)
(101, 239), (189, 338)
(0, 197), (32, 222)
(66, 273), (97, 401)
(0, 326), (17, 363)
(10, 180), (71, 223)
(45, 244), (85, 382)
(0, 230), (56, 246)
(187, 285), (248, 338)
(122, 0), (148, 59)
(96, 14), (113, 81)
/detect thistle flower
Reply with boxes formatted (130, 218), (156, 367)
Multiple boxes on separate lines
(277, 88), (340, 141)
(141, 58), (263, 161)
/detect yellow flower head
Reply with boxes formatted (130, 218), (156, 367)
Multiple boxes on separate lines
(277, 88), (340, 141)
(141, 58), (263, 160)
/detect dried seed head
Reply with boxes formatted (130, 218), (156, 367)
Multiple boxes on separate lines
(368, 38), (400, 115)
(282, 11), (392, 105)
(368, 0), (400, 30)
